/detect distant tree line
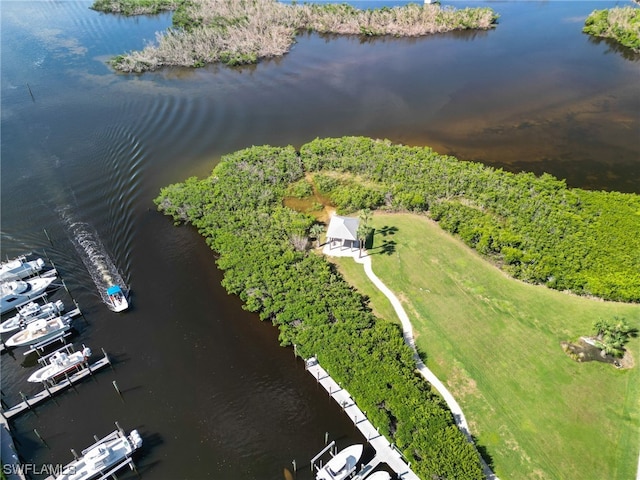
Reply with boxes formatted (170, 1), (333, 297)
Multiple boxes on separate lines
(300, 137), (640, 302)
(155, 144), (486, 480)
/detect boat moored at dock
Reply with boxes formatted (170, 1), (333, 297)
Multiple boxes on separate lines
(0, 272), (58, 314)
(5, 315), (71, 348)
(0, 300), (65, 334)
(316, 444), (363, 480)
(365, 472), (391, 480)
(28, 345), (92, 383)
(52, 428), (142, 480)
(0, 255), (45, 282)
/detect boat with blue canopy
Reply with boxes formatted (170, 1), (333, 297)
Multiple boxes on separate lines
(106, 285), (128, 313)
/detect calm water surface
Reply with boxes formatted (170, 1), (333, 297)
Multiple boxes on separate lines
(1, 1), (638, 478)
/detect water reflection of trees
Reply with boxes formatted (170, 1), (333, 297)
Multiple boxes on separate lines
(585, 34), (640, 61)
(311, 29), (492, 46)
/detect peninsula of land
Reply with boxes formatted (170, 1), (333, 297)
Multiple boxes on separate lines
(155, 137), (640, 479)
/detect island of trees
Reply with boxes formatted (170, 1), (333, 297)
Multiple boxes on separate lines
(90, 0), (498, 72)
(583, 5), (640, 52)
(155, 137), (640, 479)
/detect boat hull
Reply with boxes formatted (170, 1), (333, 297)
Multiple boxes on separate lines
(0, 257), (45, 282)
(55, 430), (142, 480)
(316, 444), (364, 480)
(0, 274), (57, 314)
(5, 317), (71, 347)
(28, 347), (91, 383)
(0, 300), (65, 334)
(106, 285), (129, 312)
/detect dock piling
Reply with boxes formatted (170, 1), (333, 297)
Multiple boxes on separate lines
(42, 382), (60, 406)
(74, 299), (88, 324)
(43, 228), (52, 246)
(64, 372), (78, 393)
(34, 428), (49, 449)
(103, 348), (114, 372)
(132, 460), (140, 477)
(3, 354), (113, 421)
(18, 392), (31, 412)
(113, 381), (124, 402)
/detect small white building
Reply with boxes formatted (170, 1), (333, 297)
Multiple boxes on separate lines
(326, 215), (360, 250)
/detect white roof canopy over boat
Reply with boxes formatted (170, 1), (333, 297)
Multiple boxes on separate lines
(326, 215), (360, 243)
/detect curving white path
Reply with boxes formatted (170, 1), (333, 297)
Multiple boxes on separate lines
(323, 242), (498, 480)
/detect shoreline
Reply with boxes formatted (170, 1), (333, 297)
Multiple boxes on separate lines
(305, 356), (421, 479)
(91, 0), (498, 72)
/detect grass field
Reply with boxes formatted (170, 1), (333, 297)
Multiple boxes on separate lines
(331, 212), (640, 480)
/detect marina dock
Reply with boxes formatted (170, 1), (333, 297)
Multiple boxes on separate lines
(43, 426), (141, 480)
(306, 357), (420, 480)
(1, 349), (112, 420)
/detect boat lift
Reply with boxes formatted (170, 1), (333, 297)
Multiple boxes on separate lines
(31, 343), (91, 385)
(1, 347), (112, 420)
(311, 440), (337, 473)
(19, 307), (81, 356)
(44, 424), (141, 480)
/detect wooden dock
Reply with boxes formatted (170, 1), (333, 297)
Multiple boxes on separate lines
(1, 350), (112, 420)
(306, 357), (420, 480)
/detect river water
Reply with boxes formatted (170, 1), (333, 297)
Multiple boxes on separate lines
(1, 1), (638, 479)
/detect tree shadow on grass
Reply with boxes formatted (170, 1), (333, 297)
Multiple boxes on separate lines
(472, 435), (496, 472)
(368, 225), (398, 255)
(377, 225), (398, 237)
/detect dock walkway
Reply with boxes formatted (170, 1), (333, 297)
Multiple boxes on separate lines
(306, 357), (420, 480)
(1, 350), (111, 420)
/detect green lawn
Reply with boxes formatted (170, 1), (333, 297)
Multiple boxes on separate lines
(332, 212), (640, 480)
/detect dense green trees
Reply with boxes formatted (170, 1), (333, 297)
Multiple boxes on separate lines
(300, 137), (640, 302)
(156, 136), (638, 478)
(155, 142), (486, 479)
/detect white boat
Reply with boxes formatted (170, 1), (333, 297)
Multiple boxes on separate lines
(0, 300), (65, 334)
(55, 429), (142, 480)
(28, 345), (91, 383)
(316, 444), (363, 480)
(0, 256), (45, 282)
(5, 316), (71, 347)
(366, 472), (391, 480)
(0, 273), (57, 314)
(106, 285), (128, 313)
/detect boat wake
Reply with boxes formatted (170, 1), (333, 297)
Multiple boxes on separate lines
(61, 214), (129, 308)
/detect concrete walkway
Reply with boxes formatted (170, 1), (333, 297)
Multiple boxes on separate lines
(323, 242), (498, 480)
